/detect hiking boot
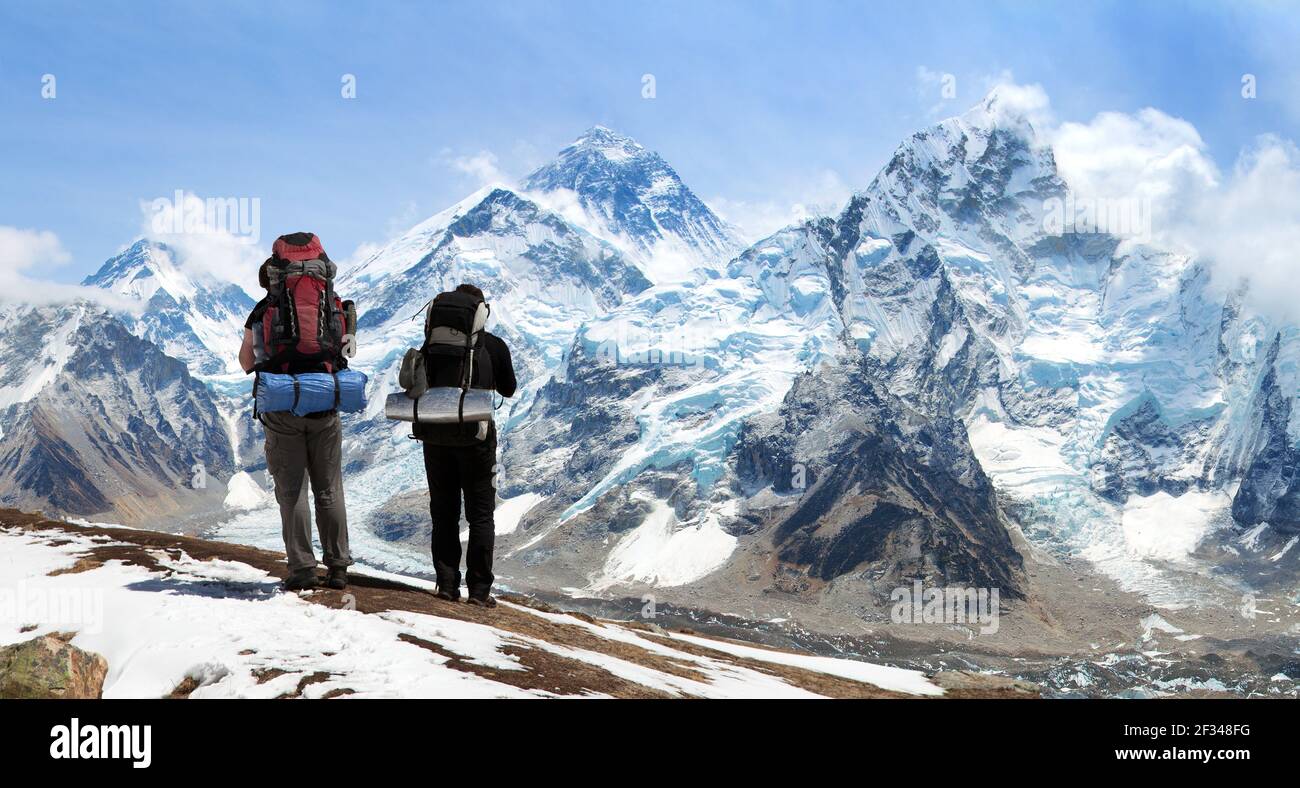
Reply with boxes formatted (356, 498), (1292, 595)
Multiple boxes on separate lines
(326, 566), (348, 590)
(465, 594), (497, 609)
(284, 569), (318, 591)
(434, 587), (460, 602)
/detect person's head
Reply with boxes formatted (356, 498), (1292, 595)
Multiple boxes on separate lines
(258, 259), (271, 290)
(456, 283), (485, 301)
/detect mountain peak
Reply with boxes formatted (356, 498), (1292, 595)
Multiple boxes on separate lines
(82, 239), (172, 293)
(569, 125), (646, 159)
(956, 84), (1051, 140)
(80, 238), (255, 376)
(523, 128), (743, 280)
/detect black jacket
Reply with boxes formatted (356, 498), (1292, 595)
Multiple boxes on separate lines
(473, 332), (517, 398)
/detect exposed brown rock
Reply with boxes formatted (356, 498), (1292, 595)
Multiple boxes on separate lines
(0, 632), (108, 699)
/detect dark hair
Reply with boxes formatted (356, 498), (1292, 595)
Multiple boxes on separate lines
(456, 283), (485, 300)
(258, 259), (271, 290)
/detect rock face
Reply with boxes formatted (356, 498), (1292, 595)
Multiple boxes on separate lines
(0, 634), (108, 699)
(734, 356), (1025, 598)
(1231, 340), (1300, 534)
(0, 303), (234, 523)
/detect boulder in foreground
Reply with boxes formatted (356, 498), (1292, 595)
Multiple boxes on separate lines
(0, 633), (108, 699)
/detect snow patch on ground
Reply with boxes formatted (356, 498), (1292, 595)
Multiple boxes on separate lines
(223, 471), (273, 511)
(0, 524), (941, 699)
(1120, 490), (1231, 563)
(494, 493), (543, 536)
(663, 632), (944, 697)
(590, 495), (736, 589)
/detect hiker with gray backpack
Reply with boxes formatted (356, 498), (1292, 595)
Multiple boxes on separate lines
(387, 283), (517, 607)
(239, 232), (367, 592)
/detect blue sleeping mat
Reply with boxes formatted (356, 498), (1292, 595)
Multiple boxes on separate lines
(256, 369), (368, 416)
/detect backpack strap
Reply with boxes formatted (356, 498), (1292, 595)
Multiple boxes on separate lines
(251, 371), (260, 422)
(457, 330), (477, 426)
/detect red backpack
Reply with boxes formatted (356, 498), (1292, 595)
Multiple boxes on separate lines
(258, 233), (348, 374)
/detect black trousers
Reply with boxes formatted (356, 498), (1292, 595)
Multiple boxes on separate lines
(421, 434), (497, 597)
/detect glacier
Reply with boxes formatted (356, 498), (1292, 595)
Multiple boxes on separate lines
(8, 90), (1295, 612)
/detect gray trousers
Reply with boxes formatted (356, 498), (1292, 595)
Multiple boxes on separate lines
(262, 411), (352, 572)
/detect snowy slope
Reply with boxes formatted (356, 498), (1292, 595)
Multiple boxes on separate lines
(0, 514), (947, 699)
(491, 218), (849, 590)
(0, 302), (86, 419)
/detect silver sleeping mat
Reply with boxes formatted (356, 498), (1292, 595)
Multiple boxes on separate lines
(384, 387), (494, 423)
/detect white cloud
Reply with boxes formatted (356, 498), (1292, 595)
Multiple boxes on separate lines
(0, 226), (70, 269)
(1043, 98), (1300, 321)
(438, 149), (513, 190)
(1051, 108), (1218, 221)
(140, 191), (267, 297)
(1184, 137), (1300, 320)
(0, 226), (134, 308)
(976, 72), (1054, 131)
(708, 170), (852, 243)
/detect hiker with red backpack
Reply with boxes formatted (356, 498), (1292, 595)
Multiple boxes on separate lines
(388, 283), (517, 607)
(240, 232), (360, 592)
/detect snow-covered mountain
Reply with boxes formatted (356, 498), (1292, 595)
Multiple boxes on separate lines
(0, 302), (234, 524)
(335, 185), (651, 457)
(83, 239), (256, 376)
(815, 90), (1300, 602)
(523, 126), (746, 283)
(0, 236), (256, 525)
(6, 106), (1298, 621)
(473, 92), (1299, 610)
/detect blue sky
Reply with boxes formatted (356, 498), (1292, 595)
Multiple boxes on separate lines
(1, 0), (1297, 283)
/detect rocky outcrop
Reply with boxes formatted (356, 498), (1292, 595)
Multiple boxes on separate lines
(735, 356), (1025, 599)
(1232, 339), (1300, 534)
(0, 633), (108, 699)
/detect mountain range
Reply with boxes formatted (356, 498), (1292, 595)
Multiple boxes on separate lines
(4, 91), (1298, 629)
